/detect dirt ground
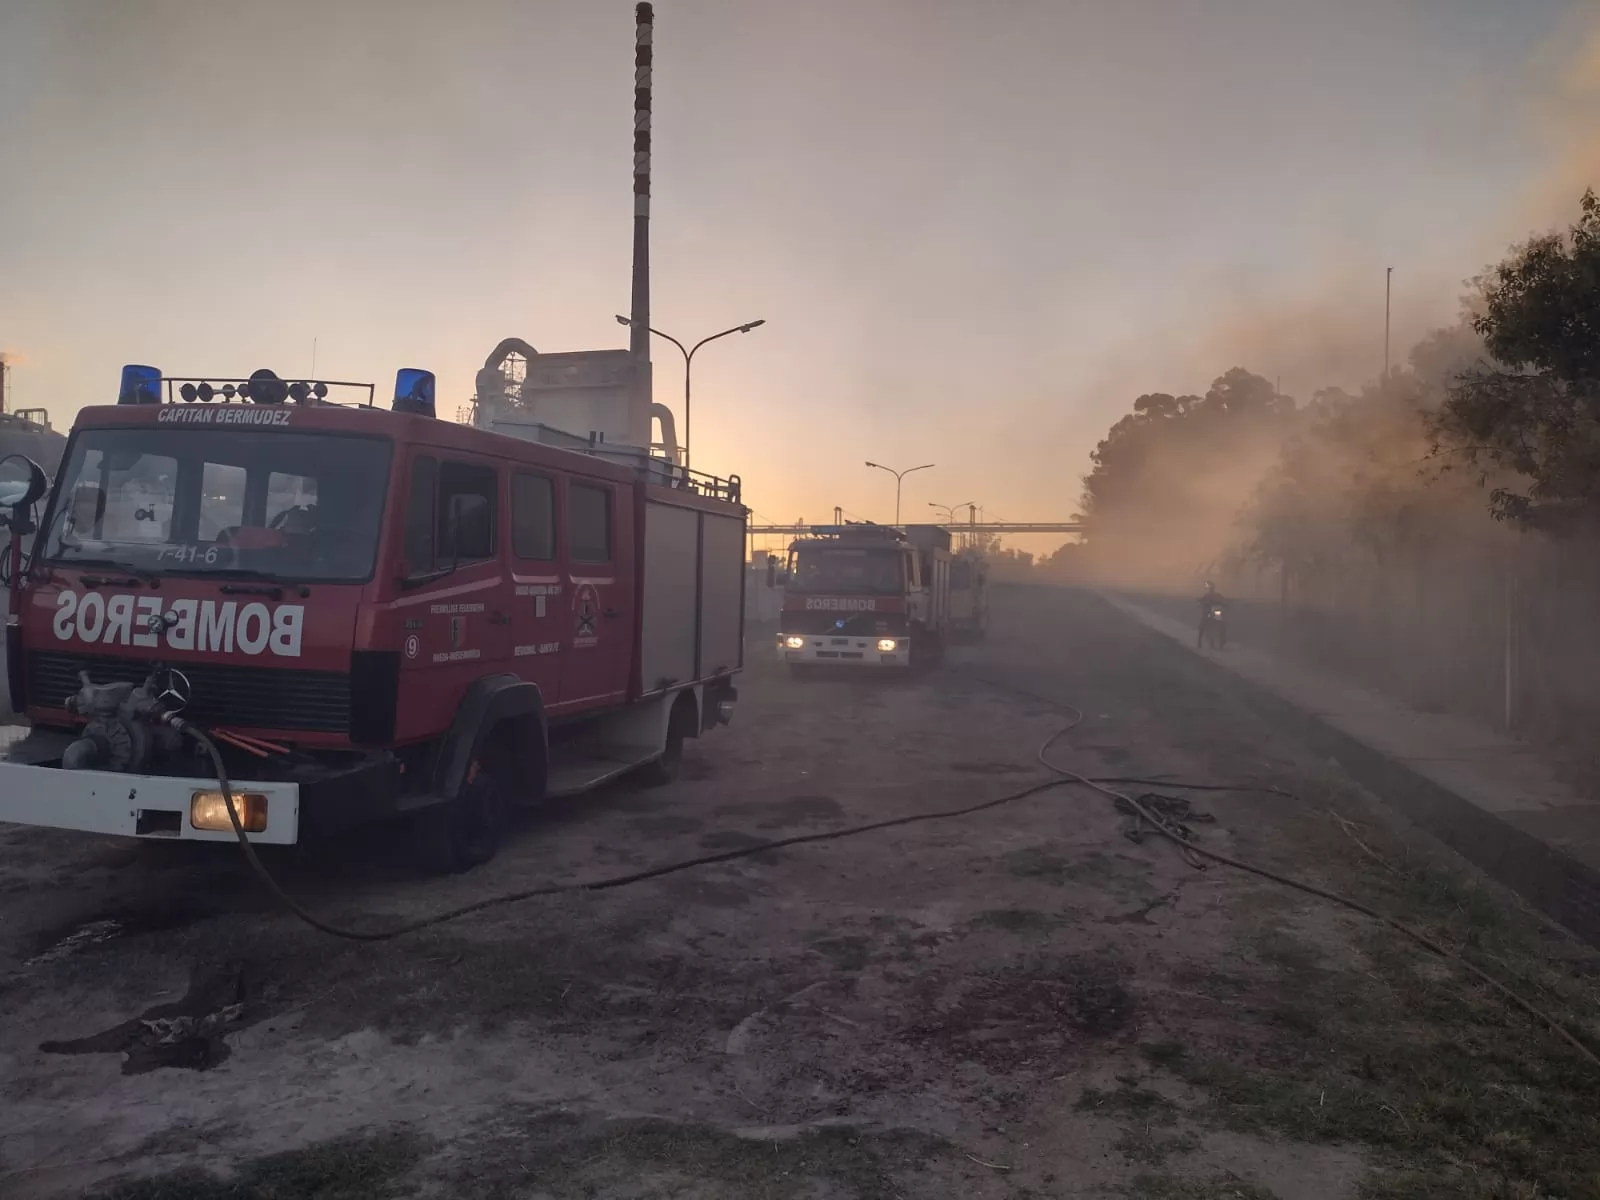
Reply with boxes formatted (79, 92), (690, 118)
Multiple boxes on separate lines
(2, 586), (1597, 1200)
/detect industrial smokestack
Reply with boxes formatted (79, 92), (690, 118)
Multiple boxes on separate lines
(629, 3), (652, 368)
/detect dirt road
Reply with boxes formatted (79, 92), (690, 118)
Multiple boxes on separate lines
(2, 587), (1596, 1199)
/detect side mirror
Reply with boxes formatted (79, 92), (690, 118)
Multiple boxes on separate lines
(0, 454), (48, 511)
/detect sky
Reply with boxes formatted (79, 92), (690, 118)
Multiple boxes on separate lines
(1, 0), (1596, 554)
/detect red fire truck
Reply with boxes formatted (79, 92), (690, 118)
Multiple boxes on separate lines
(0, 364), (745, 871)
(778, 523), (951, 671)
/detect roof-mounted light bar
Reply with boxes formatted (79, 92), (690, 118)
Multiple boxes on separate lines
(808, 523), (906, 541)
(116, 365), (378, 407)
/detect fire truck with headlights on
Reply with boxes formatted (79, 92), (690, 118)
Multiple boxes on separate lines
(0, 362), (746, 872)
(778, 523), (950, 671)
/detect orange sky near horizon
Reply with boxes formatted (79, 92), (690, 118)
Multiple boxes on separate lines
(2, 0), (1597, 559)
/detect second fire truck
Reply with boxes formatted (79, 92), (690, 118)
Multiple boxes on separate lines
(778, 523), (951, 671)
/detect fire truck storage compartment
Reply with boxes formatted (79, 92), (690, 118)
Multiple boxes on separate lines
(638, 486), (746, 698)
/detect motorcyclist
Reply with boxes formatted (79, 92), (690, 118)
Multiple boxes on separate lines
(1197, 581), (1227, 647)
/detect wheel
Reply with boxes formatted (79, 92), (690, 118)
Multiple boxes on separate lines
(638, 696), (694, 787)
(414, 738), (512, 874)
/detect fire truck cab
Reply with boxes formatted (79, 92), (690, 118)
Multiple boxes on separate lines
(778, 523), (950, 670)
(0, 364), (746, 872)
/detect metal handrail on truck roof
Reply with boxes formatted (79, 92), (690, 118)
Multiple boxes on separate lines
(158, 376), (378, 408)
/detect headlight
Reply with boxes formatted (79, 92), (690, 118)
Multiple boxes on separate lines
(876, 638), (898, 653)
(783, 635), (806, 650)
(191, 790), (268, 833)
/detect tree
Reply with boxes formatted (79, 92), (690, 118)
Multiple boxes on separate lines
(1436, 191), (1600, 529)
(1079, 369), (1291, 586)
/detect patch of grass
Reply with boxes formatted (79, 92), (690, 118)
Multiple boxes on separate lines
(904, 952), (1136, 1069)
(808, 932), (874, 972)
(1140, 1040), (1189, 1069)
(280, 916), (777, 1042)
(450, 1112), (962, 1200)
(1123, 1173), (1278, 1199)
(1076, 1079), (1180, 1123)
(1146, 865), (1600, 1200)
(1079, 1077), (1197, 1167)
(86, 1129), (424, 1200)
(1397, 866), (1506, 935)
(1114, 1127), (1202, 1168)
(1165, 969), (1600, 1197)
(1004, 846), (1078, 883)
(974, 907), (1056, 933)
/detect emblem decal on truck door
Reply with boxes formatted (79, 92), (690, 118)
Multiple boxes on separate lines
(573, 583), (600, 648)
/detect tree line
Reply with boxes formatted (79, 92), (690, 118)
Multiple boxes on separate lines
(1074, 189), (1600, 590)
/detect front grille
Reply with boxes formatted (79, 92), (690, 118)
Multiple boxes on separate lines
(26, 650), (350, 734)
(783, 609), (906, 636)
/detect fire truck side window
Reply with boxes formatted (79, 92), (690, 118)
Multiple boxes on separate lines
(437, 461), (498, 564)
(568, 482), (612, 564)
(511, 472), (556, 560)
(403, 456), (438, 574)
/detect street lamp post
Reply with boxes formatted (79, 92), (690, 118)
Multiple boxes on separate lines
(864, 461), (934, 526)
(928, 500), (975, 523)
(616, 315), (765, 471)
(929, 500), (975, 548)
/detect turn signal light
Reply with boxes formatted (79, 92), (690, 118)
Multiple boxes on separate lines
(190, 790), (268, 833)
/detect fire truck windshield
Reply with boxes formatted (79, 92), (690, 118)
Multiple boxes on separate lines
(42, 427), (391, 583)
(788, 545), (905, 594)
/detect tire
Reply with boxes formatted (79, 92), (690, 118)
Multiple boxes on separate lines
(638, 696), (694, 787)
(414, 736), (512, 874)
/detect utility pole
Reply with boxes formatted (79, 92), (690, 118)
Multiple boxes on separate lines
(629, 3), (654, 445)
(1383, 266), (1392, 387)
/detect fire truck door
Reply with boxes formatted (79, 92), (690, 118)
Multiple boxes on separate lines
(508, 470), (565, 701)
(559, 479), (632, 709)
(396, 455), (510, 721)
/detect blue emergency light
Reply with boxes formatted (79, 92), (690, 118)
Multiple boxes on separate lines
(393, 368), (437, 417)
(118, 364), (162, 405)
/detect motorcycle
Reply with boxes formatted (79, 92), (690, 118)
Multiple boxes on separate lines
(1198, 602), (1227, 650)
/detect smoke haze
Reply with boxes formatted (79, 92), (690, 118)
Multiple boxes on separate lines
(0, 0), (1593, 542)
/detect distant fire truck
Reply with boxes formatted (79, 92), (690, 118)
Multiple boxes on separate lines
(0, 361), (745, 872)
(778, 523), (951, 670)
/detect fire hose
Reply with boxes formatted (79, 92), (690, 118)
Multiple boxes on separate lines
(169, 707), (1599, 1071)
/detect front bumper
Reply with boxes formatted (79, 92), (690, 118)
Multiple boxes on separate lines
(0, 730), (301, 844)
(779, 633), (911, 668)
